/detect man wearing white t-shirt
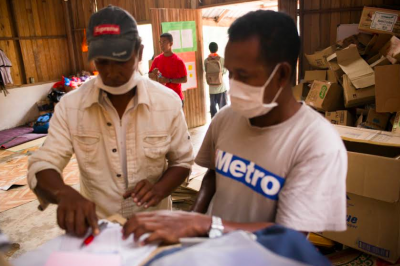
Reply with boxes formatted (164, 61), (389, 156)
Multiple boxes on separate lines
(122, 10), (347, 244)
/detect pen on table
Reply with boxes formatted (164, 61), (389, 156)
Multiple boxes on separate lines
(80, 222), (108, 248)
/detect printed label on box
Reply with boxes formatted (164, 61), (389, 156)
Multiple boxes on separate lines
(358, 241), (390, 258)
(371, 12), (398, 32)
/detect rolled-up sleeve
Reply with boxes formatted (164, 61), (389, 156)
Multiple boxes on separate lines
(166, 108), (194, 169)
(28, 97), (74, 194)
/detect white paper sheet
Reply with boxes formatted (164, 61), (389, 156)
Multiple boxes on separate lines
(181, 29), (193, 49)
(169, 30), (181, 50)
(12, 221), (157, 266)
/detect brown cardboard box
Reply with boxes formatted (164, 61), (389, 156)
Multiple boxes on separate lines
(365, 34), (393, 59)
(325, 110), (354, 126)
(320, 126), (400, 263)
(327, 53), (345, 85)
(369, 56), (391, 69)
(375, 65), (400, 112)
(379, 35), (400, 64)
(358, 7), (400, 36)
(304, 70), (337, 83)
(343, 74), (375, 108)
(292, 83), (310, 101)
(305, 80), (343, 112)
(328, 248), (400, 266)
(305, 45), (336, 69)
(337, 45), (375, 89)
(363, 108), (390, 130)
(393, 112), (400, 134)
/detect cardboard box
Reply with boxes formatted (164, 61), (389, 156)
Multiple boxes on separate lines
(337, 45), (375, 89)
(375, 65), (400, 112)
(305, 80), (343, 112)
(343, 74), (375, 108)
(379, 35), (400, 64)
(292, 83), (310, 101)
(358, 7), (400, 36)
(365, 34), (393, 59)
(328, 248), (400, 266)
(363, 108), (390, 130)
(304, 70), (337, 83)
(369, 55), (391, 69)
(325, 110), (354, 126)
(393, 112), (400, 134)
(305, 45), (336, 69)
(320, 126), (400, 263)
(327, 53), (345, 85)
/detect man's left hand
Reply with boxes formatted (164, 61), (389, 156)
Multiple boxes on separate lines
(122, 211), (212, 245)
(123, 180), (163, 208)
(158, 76), (169, 84)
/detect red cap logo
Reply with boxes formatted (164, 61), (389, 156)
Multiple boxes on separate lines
(94, 24), (120, 36)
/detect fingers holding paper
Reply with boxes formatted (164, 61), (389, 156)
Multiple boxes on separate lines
(122, 211), (212, 245)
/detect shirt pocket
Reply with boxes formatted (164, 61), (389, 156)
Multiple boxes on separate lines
(72, 133), (101, 173)
(142, 133), (171, 181)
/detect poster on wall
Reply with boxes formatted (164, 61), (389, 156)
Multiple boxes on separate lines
(178, 52), (197, 91)
(161, 21), (197, 53)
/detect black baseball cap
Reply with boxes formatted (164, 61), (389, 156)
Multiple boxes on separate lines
(87, 5), (139, 61)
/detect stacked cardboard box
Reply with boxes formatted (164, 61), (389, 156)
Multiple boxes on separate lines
(299, 6), (400, 263)
(296, 6), (400, 134)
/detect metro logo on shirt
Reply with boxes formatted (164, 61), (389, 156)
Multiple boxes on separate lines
(215, 150), (285, 200)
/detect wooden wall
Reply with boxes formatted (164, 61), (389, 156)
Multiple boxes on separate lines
(300, 0), (400, 76)
(198, 0), (259, 8)
(0, 0), (73, 85)
(150, 8), (207, 128)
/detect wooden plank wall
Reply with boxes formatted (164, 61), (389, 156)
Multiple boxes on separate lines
(150, 8), (207, 128)
(96, 0), (193, 23)
(0, 0), (73, 85)
(300, 0), (400, 77)
(70, 0), (96, 73)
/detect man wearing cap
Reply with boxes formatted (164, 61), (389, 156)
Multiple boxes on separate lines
(27, 6), (194, 237)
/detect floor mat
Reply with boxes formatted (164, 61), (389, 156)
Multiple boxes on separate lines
(0, 127), (33, 146)
(6, 137), (46, 152)
(0, 157), (79, 212)
(1, 133), (47, 149)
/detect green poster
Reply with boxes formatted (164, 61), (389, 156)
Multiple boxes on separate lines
(161, 21), (197, 53)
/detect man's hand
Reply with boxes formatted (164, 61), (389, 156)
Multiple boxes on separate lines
(158, 76), (169, 84)
(122, 211), (211, 245)
(56, 186), (99, 237)
(123, 180), (163, 209)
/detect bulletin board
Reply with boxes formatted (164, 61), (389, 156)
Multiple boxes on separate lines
(161, 21), (197, 53)
(178, 52), (197, 91)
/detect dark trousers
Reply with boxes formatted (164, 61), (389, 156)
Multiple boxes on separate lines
(210, 91), (228, 118)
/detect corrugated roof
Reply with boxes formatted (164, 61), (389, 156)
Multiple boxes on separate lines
(202, 0), (278, 20)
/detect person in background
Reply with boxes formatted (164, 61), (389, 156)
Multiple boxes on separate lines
(122, 10), (347, 245)
(205, 42), (228, 118)
(27, 6), (193, 237)
(149, 33), (187, 106)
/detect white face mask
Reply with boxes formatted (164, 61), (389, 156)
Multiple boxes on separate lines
(95, 55), (142, 95)
(95, 70), (142, 95)
(229, 64), (284, 119)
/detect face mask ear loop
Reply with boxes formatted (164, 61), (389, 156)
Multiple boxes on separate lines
(260, 63), (282, 104)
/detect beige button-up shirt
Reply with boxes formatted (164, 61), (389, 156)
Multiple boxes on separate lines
(28, 76), (194, 218)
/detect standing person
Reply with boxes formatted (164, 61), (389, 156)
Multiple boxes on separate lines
(27, 6), (194, 237)
(122, 10), (347, 245)
(149, 33), (187, 106)
(205, 42), (228, 118)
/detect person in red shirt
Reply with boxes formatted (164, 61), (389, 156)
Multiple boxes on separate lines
(149, 33), (187, 106)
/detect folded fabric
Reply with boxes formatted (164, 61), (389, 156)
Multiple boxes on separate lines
(0, 126), (34, 147)
(1, 133), (47, 149)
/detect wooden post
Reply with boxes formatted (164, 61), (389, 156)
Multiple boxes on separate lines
(62, 0), (77, 74)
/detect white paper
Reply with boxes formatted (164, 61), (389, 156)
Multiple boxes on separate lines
(182, 62), (197, 91)
(12, 221), (158, 266)
(181, 29), (193, 49)
(169, 30), (181, 50)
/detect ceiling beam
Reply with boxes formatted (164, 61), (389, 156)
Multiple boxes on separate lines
(203, 17), (236, 27)
(215, 9), (229, 23)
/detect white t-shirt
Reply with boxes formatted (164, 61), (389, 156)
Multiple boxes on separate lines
(195, 103), (347, 232)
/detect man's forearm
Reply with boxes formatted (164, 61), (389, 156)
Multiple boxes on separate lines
(170, 76), (187, 84)
(149, 73), (157, 81)
(154, 166), (190, 198)
(34, 169), (74, 205)
(191, 169), (216, 213)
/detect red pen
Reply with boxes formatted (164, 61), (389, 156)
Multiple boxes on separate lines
(80, 222), (108, 248)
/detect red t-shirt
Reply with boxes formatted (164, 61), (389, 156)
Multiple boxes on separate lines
(150, 53), (187, 100)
